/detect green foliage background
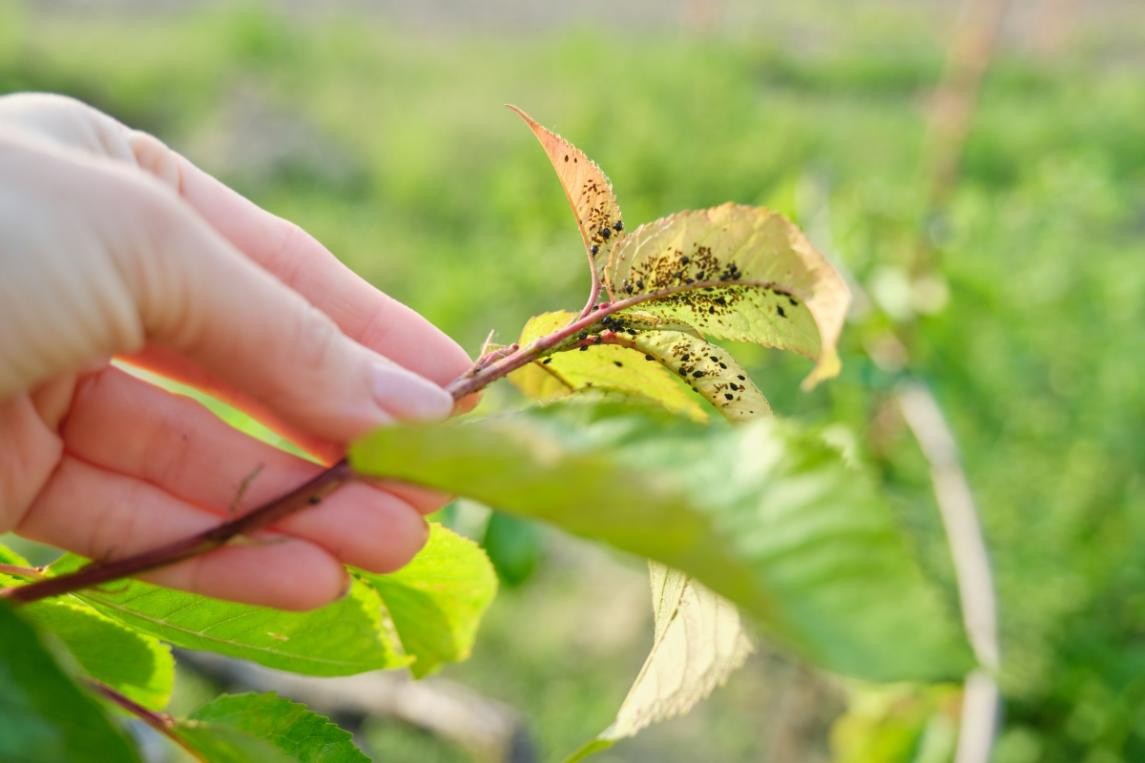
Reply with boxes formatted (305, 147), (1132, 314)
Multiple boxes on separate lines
(2, 1), (1142, 760)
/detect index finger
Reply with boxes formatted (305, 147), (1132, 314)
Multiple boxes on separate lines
(127, 131), (473, 388)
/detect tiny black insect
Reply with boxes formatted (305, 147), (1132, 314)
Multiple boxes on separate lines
(590, 244), (599, 255)
(723, 393), (734, 401)
(644, 354), (654, 361)
(579, 346), (589, 352)
(718, 362), (727, 369)
(777, 305), (787, 318)
(542, 358), (552, 365)
(692, 370), (704, 379)
(613, 220), (624, 232)
(613, 361), (623, 368)
(737, 374), (746, 380)
(307, 495), (322, 506)
(680, 255), (690, 265)
(600, 227), (612, 240)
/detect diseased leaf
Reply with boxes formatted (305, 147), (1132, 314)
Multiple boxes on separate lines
(177, 692), (368, 763)
(509, 106), (624, 272)
(0, 601), (140, 763)
(567, 566), (754, 761)
(22, 599), (174, 711)
(350, 400), (972, 682)
(623, 329), (771, 420)
(606, 203), (850, 388)
(359, 523), (497, 678)
(509, 311), (706, 419)
(50, 557), (410, 676)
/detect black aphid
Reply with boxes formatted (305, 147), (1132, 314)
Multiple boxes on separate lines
(542, 358), (552, 365)
(600, 227), (612, 239)
(590, 244), (599, 255)
(723, 393), (734, 401)
(614, 220), (624, 232)
(692, 370), (704, 378)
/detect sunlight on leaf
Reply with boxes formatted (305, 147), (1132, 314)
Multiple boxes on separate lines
(508, 106), (624, 273)
(359, 523), (497, 678)
(606, 203), (850, 388)
(567, 565), (754, 761)
(50, 556), (411, 676)
(509, 311), (706, 419)
(350, 400), (972, 683)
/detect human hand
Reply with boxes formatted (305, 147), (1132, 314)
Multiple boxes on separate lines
(0, 93), (472, 609)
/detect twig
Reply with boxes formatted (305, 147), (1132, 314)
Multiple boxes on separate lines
(896, 381), (1000, 763)
(88, 680), (198, 758)
(1, 461), (353, 604)
(0, 563), (44, 580)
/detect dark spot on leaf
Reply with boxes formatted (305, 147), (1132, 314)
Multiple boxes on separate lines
(563, 154), (569, 162)
(709, 355), (719, 362)
(724, 393), (734, 401)
(719, 362), (727, 369)
(777, 305), (787, 318)
(613, 361), (623, 368)
(542, 358), (552, 365)
(680, 256), (690, 265)
(692, 370), (704, 379)
(737, 374), (746, 380)
(644, 354), (654, 361)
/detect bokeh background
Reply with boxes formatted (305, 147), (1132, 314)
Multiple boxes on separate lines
(2, 0), (1143, 761)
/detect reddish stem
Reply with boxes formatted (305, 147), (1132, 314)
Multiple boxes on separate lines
(89, 680), (198, 757)
(1, 277), (785, 605)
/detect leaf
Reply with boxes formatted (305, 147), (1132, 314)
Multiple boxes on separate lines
(359, 523), (497, 678)
(350, 400), (972, 682)
(623, 329), (771, 421)
(567, 565), (754, 761)
(605, 203), (850, 388)
(50, 556), (410, 676)
(509, 106), (624, 272)
(509, 311), (706, 419)
(0, 601), (140, 763)
(22, 599), (174, 711)
(483, 512), (544, 587)
(176, 692), (369, 763)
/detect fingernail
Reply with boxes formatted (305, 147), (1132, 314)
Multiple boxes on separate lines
(371, 362), (454, 421)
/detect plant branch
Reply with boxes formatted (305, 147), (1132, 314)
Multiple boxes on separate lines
(0, 563), (43, 580)
(88, 680), (197, 757)
(1, 462), (353, 604)
(2, 277), (788, 606)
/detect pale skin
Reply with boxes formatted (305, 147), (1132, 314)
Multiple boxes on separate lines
(0, 93), (474, 610)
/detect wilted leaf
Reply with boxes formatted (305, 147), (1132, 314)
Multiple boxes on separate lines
(509, 106), (624, 272)
(50, 557), (410, 676)
(350, 400), (971, 682)
(176, 692), (368, 763)
(359, 524), (497, 678)
(606, 203), (850, 388)
(568, 565), (754, 761)
(509, 311), (705, 419)
(0, 601), (140, 763)
(22, 599), (174, 711)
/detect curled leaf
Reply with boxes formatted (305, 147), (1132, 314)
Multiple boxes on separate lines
(606, 203), (850, 388)
(509, 311), (706, 419)
(508, 106), (624, 273)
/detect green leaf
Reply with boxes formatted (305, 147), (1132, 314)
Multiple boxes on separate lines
(483, 512), (543, 587)
(50, 557), (410, 676)
(0, 601), (140, 763)
(359, 523), (497, 678)
(350, 400), (972, 682)
(568, 565), (754, 761)
(509, 311), (706, 419)
(176, 692), (368, 763)
(509, 106), (624, 272)
(22, 599), (174, 711)
(605, 203), (850, 388)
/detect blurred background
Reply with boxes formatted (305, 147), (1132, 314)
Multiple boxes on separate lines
(2, 0), (1143, 761)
